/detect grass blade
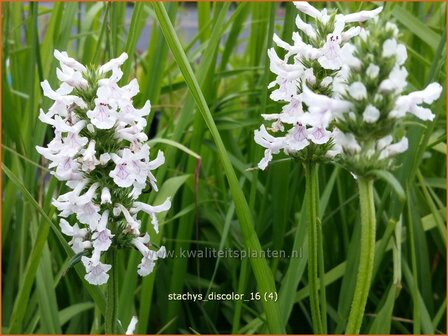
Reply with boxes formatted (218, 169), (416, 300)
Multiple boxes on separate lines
(152, 3), (284, 333)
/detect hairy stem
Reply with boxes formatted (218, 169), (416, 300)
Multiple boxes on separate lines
(305, 162), (323, 334)
(346, 177), (376, 334)
(105, 248), (118, 334)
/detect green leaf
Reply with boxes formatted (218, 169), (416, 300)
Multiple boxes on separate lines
(372, 169), (406, 202)
(152, 3), (285, 333)
(392, 6), (439, 50)
(2, 163), (106, 334)
(59, 302), (95, 326)
(368, 284), (397, 333)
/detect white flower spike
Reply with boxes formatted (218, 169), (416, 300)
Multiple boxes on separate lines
(328, 18), (442, 176)
(255, 2), (381, 169)
(36, 50), (171, 285)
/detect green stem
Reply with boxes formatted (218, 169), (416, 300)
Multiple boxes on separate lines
(317, 207), (328, 333)
(105, 248), (118, 334)
(346, 177), (376, 334)
(305, 162), (323, 334)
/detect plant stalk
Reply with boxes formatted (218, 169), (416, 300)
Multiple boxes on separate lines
(346, 177), (376, 334)
(305, 162), (323, 334)
(105, 248), (118, 334)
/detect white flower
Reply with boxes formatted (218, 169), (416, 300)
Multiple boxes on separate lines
(390, 83), (442, 120)
(318, 19), (346, 70)
(258, 3), (383, 170)
(47, 155), (82, 181)
(137, 246), (166, 276)
(284, 123), (310, 153)
(293, 2), (323, 20)
(76, 201), (101, 228)
(87, 98), (118, 129)
(366, 64), (380, 79)
(60, 219), (91, 253)
(125, 316), (138, 335)
(295, 14), (318, 39)
(287, 32), (321, 59)
(308, 126), (332, 145)
(304, 68), (316, 85)
(379, 66), (408, 93)
(379, 137), (409, 159)
(386, 22), (399, 37)
(326, 136), (343, 158)
(262, 96), (303, 127)
(294, 2), (382, 25)
(382, 39), (407, 65)
(76, 183), (99, 205)
(81, 249), (111, 285)
(99, 153), (111, 165)
(35, 119), (88, 160)
(116, 204), (142, 234)
(267, 48), (302, 101)
(53, 49), (88, 89)
(40, 80), (86, 116)
(101, 187), (112, 204)
(116, 124), (148, 144)
(53, 183), (101, 228)
(81, 140), (99, 172)
(341, 6), (383, 23)
(254, 125), (286, 170)
(92, 211), (114, 251)
(99, 52), (128, 74)
(359, 29), (370, 42)
(132, 234), (166, 277)
(333, 129), (361, 154)
(126, 146), (150, 191)
(341, 27), (361, 42)
(97, 78), (139, 109)
(146, 150), (165, 192)
(131, 233), (149, 252)
(117, 100), (150, 135)
(301, 85), (352, 124)
(55, 62), (88, 89)
(377, 135), (394, 151)
(54, 50), (87, 73)
(339, 43), (362, 69)
(349, 82), (368, 100)
(363, 105), (380, 123)
(109, 149), (135, 188)
(109, 145), (164, 196)
(156, 246), (167, 259)
(131, 198), (171, 234)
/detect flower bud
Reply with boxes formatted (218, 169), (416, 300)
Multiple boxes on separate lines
(100, 187), (112, 204)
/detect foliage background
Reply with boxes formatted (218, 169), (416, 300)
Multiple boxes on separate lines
(1, 1), (446, 334)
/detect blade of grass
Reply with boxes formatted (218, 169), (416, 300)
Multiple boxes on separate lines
(136, 174), (192, 333)
(120, 2), (149, 84)
(2, 164), (107, 332)
(152, 3), (284, 333)
(162, 3), (230, 330)
(392, 6), (439, 51)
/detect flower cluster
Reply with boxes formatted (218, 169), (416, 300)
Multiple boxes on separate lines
(36, 50), (170, 285)
(322, 19), (443, 176)
(255, 2), (382, 169)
